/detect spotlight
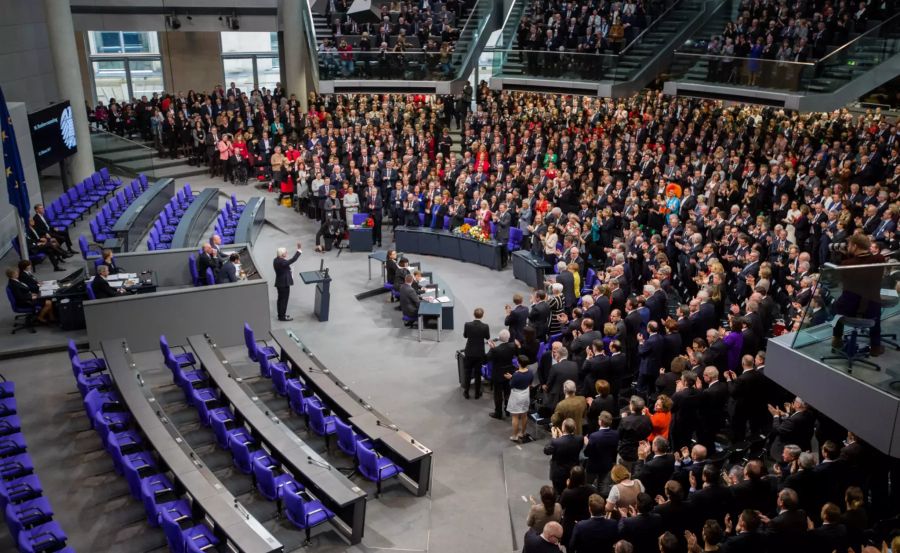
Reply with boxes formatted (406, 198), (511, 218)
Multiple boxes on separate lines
(166, 14), (181, 29)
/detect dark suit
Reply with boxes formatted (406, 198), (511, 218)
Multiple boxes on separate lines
(719, 530), (767, 553)
(197, 252), (221, 285)
(618, 413), (652, 463)
(34, 212), (72, 250)
(809, 522), (848, 553)
(618, 513), (663, 553)
(8, 279), (35, 308)
(698, 380), (729, 450)
(220, 261), (238, 283)
(273, 250), (301, 319)
(766, 508), (810, 551)
(544, 433), (583, 494)
(637, 333), (663, 392)
(529, 301), (551, 339)
(505, 305), (528, 344)
(91, 275), (118, 299)
(462, 319), (490, 396)
(487, 342), (516, 417)
(568, 516), (619, 553)
(771, 409), (816, 457)
(546, 360), (579, 407)
(556, 271), (577, 311)
(730, 368), (769, 440)
(670, 387), (702, 449)
(399, 283), (420, 319)
(583, 428), (619, 483)
(633, 453), (675, 498)
(522, 530), (560, 553)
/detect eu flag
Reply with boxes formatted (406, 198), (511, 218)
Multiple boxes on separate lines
(1, 86), (30, 222)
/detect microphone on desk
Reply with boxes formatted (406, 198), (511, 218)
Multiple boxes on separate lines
(375, 420), (399, 431)
(307, 456), (332, 470)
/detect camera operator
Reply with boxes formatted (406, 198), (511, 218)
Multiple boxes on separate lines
(829, 233), (886, 356)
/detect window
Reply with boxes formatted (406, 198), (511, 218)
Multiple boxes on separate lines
(86, 31), (163, 105)
(220, 32), (281, 92)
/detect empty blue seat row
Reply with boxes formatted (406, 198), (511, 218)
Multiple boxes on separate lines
(73, 342), (221, 552)
(244, 323), (404, 498)
(148, 184), (195, 251)
(81, 174), (152, 261)
(0, 376), (74, 553)
(169, 333), (337, 544)
(45, 168), (123, 238)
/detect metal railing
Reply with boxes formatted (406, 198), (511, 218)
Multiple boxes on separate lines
(90, 129), (165, 179)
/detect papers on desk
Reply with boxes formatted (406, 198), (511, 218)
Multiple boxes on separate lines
(419, 276), (431, 285)
(108, 273), (138, 281)
(436, 296), (451, 303)
(111, 279), (138, 289)
(39, 282), (59, 295)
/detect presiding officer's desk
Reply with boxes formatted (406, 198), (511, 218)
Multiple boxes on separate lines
(186, 335), (367, 545)
(394, 226), (503, 271)
(233, 197), (266, 246)
(100, 339), (283, 553)
(108, 177), (175, 252)
(270, 329), (433, 497)
(170, 188), (219, 249)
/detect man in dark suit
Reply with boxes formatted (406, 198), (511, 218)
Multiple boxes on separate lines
(670, 370), (703, 450)
(91, 265), (124, 299)
(220, 253), (240, 283)
(462, 308), (490, 399)
(197, 244), (222, 285)
(528, 290), (551, 340)
(273, 243), (302, 321)
(545, 346), (579, 408)
(33, 204), (74, 253)
(636, 321), (663, 393)
(583, 293), (609, 328)
(652, 480), (692, 542)
(698, 366), (729, 451)
(554, 264), (578, 311)
(726, 355), (769, 441)
(633, 437), (676, 498)
(522, 521), (563, 553)
(618, 396), (652, 468)
(494, 202), (512, 267)
(764, 488), (810, 551)
(808, 503), (848, 553)
(769, 397), (816, 458)
(363, 180), (383, 247)
(504, 293), (529, 345)
(399, 274), (421, 325)
(543, 418), (583, 495)
(486, 330), (517, 420)
(618, 493), (664, 553)
(568, 495), (619, 553)
(582, 411), (618, 485)
(720, 509), (768, 553)
(25, 218), (65, 271)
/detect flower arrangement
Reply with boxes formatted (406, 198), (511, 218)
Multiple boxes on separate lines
(454, 223), (489, 242)
(364, 217), (374, 228)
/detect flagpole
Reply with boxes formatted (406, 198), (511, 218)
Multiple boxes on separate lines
(14, 211), (28, 262)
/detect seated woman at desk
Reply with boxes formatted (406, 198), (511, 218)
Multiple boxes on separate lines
(99, 249), (121, 275)
(6, 266), (55, 324)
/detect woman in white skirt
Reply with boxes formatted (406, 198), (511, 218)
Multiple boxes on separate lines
(506, 355), (534, 442)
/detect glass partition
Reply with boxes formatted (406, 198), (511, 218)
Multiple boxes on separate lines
(90, 130), (167, 179)
(669, 10), (900, 94)
(789, 261), (900, 388)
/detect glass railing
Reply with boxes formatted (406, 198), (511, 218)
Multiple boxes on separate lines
(670, 11), (900, 93)
(317, 0), (492, 80)
(491, 0), (698, 83)
(318, 51), (458, 80)
(790, 260), (900, 349)
(301, 0), (321, 86)
(90, 129), (167, 179)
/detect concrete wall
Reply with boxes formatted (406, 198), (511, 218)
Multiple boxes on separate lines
(0, 103), (45, 258)
(0, 1), (59, 108)
(158, 32), (224, 93)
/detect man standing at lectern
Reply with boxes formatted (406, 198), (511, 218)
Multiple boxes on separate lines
(274, 242), (302, 321)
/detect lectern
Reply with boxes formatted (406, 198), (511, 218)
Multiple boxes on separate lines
(299, 265), (331, 322)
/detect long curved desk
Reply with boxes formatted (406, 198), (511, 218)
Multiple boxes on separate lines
(186, 334), (368, 545)
(394, 226), (504, 270)
(107, 178), (175, 252)
(270, 329), (433, 497)
(233, 197), (266, 245)
(170, 188), (219, 249)
(100, 339), (283, 553)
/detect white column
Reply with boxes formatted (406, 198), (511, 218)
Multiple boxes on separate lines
(280, 0), (309, 111)
(43, 0), (94, 181)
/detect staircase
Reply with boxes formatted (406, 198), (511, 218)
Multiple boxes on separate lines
(311, 13), (333, 47)
(605, 0), (703, 82)
(91, 132), (208, 180)
(664, 0), (738, 81)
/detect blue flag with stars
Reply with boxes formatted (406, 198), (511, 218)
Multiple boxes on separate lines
(1, 86), (30, 222)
